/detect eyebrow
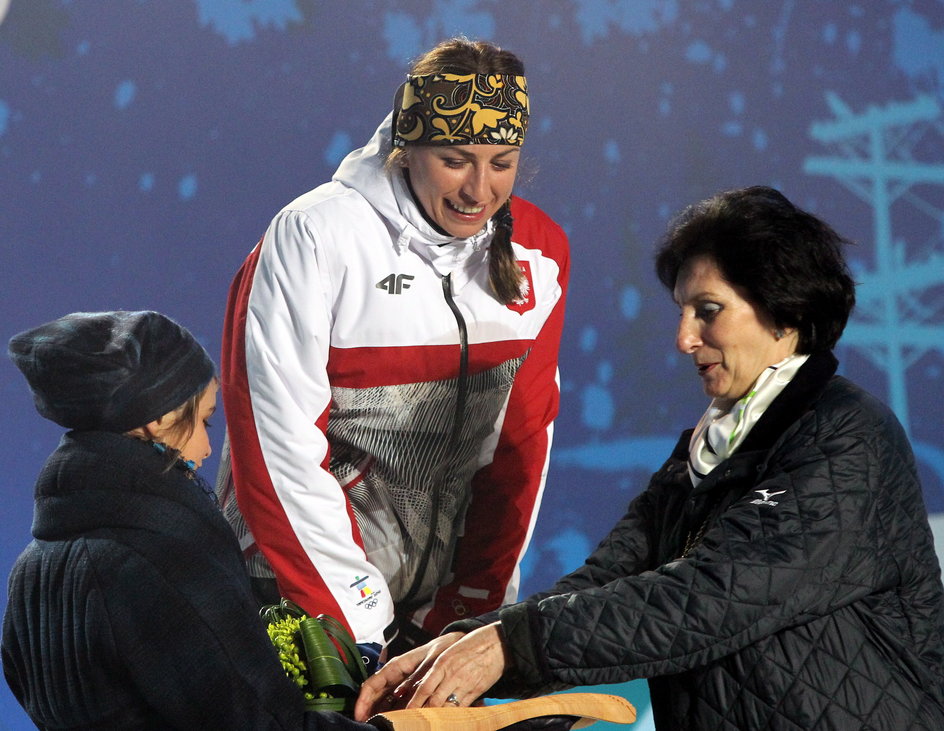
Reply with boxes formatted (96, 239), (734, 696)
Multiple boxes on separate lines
(443, 148), (520, 161)
(673, 289), (724, 305)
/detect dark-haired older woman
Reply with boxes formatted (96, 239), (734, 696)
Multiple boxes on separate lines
(356, 186), (944, 730)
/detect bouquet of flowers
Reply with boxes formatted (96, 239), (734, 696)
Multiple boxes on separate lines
(261, 598), (368, 715)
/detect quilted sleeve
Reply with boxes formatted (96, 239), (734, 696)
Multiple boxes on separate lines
(541, 482), (660, 597)
(443, 480), (661, 696)
(494, 398), (927, 691)
(444, 448), (662, 644)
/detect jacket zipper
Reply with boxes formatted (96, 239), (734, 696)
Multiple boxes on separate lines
(399, 273), (469, 609)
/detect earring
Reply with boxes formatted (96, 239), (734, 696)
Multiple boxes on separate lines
(774, 328), (785, 340)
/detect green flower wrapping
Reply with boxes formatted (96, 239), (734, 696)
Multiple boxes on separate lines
(261, 599), (367, 714)
(266, 615), (314, 700)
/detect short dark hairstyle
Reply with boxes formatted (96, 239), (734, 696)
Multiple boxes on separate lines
(655, 186), (856, 353)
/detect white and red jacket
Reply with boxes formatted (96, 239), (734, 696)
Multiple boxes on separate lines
(218, 115), (569, 647)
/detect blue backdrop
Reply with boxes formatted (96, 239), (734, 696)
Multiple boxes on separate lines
(2, 1), (943, 728)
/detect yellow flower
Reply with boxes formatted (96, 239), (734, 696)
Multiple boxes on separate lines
(471, 105), (508, 134)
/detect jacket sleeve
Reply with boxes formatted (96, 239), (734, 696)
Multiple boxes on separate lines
(491, 402), (918, 693)
(221, 209), (394, 646)
(419, 205), (571, 634)
(443, 485), (658, 639)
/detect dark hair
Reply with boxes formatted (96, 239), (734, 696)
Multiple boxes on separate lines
(153, 376), (217, 471)
(161, 377), (214, 445)
(390, 37), (526, 305)
(655, 186), (856, 353)
(405, 36), (525, 76)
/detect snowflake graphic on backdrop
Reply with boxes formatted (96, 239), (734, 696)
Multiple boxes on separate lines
(194, 0), (302, 44)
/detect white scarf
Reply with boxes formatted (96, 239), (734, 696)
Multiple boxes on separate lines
(687, 353), (809, 487)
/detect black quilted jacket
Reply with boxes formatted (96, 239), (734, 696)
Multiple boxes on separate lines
(452, 352), (944, 729)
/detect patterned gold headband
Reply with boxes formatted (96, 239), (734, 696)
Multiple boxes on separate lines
(393, 73), (529, 147)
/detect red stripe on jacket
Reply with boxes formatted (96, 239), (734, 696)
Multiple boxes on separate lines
(220, 241), (357, 626)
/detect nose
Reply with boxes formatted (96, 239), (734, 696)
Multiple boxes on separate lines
(461, 165), (490, 203)
(676, 314), (701, 354)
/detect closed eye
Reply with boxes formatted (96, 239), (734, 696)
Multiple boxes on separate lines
(696, 302), (722, 320)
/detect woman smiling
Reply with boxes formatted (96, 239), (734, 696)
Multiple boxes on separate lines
(217, 37), (569, 662)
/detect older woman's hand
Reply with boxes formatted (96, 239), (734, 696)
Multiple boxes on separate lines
(354, 623), (508, 720)
(354, 631), (465, 720)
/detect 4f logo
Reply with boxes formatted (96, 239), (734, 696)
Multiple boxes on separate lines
(376, 273), (414, 294)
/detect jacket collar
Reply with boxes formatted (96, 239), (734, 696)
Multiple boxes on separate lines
(738, 350), (838, 453)
(684, 351), (839, 495)
(31, 430), (226, 543)
(331, 113), (495, 275)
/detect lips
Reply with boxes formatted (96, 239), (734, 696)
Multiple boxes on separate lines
(697, 362), (718, 375)
(446, 199), (485, 216)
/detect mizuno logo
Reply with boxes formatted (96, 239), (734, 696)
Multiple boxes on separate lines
(376, 273), (414, 294)
(751, 488), (786, 506)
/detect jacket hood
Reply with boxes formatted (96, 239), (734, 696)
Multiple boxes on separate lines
(332, 113), (494, 260)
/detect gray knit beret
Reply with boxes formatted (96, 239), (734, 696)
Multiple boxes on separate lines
(8, 310), (215, 432)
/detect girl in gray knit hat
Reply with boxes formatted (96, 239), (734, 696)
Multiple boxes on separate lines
(2, 310), (371, 730)
(8, 309), (218, 470)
